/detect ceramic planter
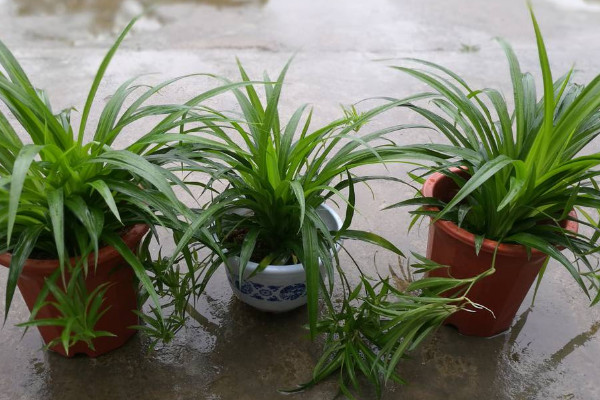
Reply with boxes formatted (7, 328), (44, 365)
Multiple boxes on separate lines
(224, 204), (342, 313)
(422, 171), (578, 337)
(0, 224), (149, 357)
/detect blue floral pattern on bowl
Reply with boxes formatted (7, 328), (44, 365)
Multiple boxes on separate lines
(228, 275), (307, 302)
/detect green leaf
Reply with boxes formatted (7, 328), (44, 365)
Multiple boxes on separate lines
(531, 257), (549, 306)
(497, 176), (524, 212)
(64, 196), (104, 267)
(301, 221), (320, 339)
(61, 318), (75, 354)
(102, 232), (162, 317)
(5, 225), (44, 320)
(78, 16), (140, 144)
(236, 58), (265, 119)
(507, 232), (588, 298)
(265, 144), (281, 189)
(384, 196), (445, 210)
(436, 156), (513, 221)
(7, 144), (43, 245)
(280, 104), (309, 170)
(497, 37), (525, 152)
(237, 228), (259, 284)
(289, 180), (306, 230)
(87, 180), (122, 223)
(341, 230), (404, 257)
(474, 234), (484, 256)
(529, 4), (555, 168)
(91, 150), (180, 208)
(457, 204), (471, 228)
(47, 188), (65, 268)
(340, 170), (355, 233)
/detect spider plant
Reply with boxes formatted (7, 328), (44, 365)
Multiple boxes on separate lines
(166, 59), (422, 337)
(285, 255), (493, 399)
(149, 61), (491, 396)
(386, 6), (600, 303)
(0, 18), (244, 352)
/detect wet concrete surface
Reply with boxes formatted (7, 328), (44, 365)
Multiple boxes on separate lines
(1, 0), (600, 399)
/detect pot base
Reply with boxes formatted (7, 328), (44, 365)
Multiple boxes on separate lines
(47, 331), (138, 358)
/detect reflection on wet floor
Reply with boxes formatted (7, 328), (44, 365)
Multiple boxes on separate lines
(546, 0), (600, 11)
(514, 320), (600, 398)
(15, 0), (267, 14)
(1, 0), (600, 398)
(1, 247), (599, 399)
(9, 0), (268, 33)
(413, 306), (600, 399)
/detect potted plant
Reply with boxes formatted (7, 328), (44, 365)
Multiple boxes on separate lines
(0, 18), (242, 356)
(166, 60), (415, 338)
(386, 7), (600, 336)
(159, 64), (495, 397)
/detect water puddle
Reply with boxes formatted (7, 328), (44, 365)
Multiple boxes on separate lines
(4, 0), (268, 34)
(545, 0), (600, 11)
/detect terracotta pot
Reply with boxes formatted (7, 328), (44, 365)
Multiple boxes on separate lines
(0, 224), (149, 357)
(422, 171), (578, 337)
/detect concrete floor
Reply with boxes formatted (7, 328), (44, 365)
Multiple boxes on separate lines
(1, 0), (600, 399)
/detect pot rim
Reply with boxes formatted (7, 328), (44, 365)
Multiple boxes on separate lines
(422, 171), (579, 257)
(226, 203), (343, 275)
(0, 224), (150, 275)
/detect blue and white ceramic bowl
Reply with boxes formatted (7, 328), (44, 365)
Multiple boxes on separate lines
(224, 204), (342, 313)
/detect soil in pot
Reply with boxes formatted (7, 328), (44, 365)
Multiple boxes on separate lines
(226, 227), (297, 265)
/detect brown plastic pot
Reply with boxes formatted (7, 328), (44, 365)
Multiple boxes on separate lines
(0, 224), (149, 357)
(422, 171), (578, 337)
